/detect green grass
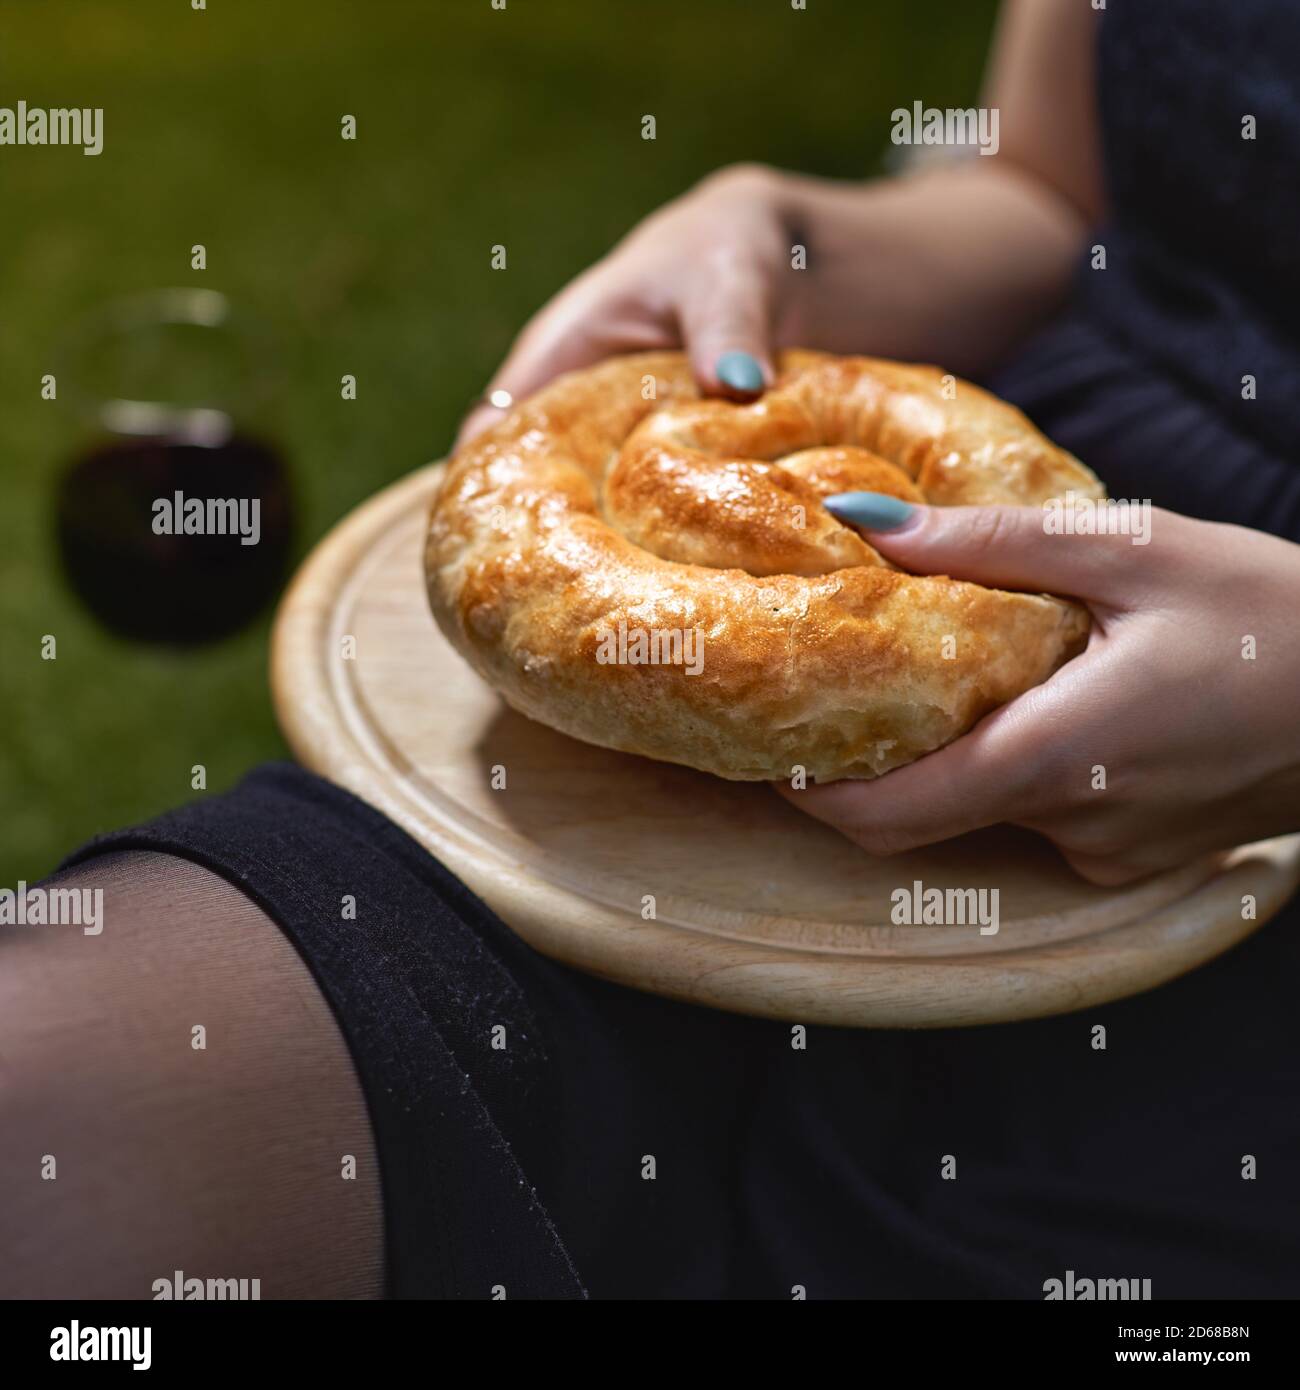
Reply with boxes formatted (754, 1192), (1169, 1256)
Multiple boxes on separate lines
(0, 0), (995, 881)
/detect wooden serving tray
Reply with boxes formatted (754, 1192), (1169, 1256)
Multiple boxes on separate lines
(271, 464), (1300, 1027)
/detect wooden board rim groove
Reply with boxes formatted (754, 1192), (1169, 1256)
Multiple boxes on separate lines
(271, 463), (1300, 1027)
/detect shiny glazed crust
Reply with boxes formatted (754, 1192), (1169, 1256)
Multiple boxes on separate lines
(425, 350), (1104, 782)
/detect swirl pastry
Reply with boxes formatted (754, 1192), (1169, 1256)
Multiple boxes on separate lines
(426, 350), (1102, 782)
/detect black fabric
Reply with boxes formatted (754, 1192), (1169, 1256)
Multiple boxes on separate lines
(62, 763), (1300, 1299)
(989, 0), (1300, 538)
(66, 764), (586, 1300)
(1091, 0), (1300, 461)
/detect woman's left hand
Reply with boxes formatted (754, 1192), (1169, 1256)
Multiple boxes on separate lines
(776, 500), (1300, 884)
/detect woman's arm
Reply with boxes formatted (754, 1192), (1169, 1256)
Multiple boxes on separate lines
(458, 0), (1104, 441)
(770, 158), (1088, 378)
(774, 0), (1107, 373)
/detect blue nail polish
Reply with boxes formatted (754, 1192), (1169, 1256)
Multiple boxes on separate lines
(823, 491), (917, 531)
(716, 350), (764, 393)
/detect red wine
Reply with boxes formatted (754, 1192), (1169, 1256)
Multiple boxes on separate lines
(55, 434), (293, 644)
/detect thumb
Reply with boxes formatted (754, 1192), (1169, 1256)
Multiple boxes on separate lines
(677, 255), (776, 400)
(821, 495), (1164, 604)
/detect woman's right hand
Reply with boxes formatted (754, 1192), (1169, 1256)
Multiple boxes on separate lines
(455, 159), (1090, 452)
(455, 1), (1104, 451)
(456, 163), (797, 447)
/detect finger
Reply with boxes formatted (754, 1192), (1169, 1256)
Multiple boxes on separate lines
(773, 682), (1072, 855)
(819, 499), (1176, 605)
(1056, 849), (1157, 887)
(1046, 814), (1229, 887)
(677, 250), (776, 399)
(456, 400), (512, 449)
(454, 273), (674, 450)
(453, 318), (614, 451)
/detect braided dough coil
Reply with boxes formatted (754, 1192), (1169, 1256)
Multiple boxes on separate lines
(426, 350), (1103, 782)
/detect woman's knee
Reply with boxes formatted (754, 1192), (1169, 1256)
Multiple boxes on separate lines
(0, 851), (384, 1298)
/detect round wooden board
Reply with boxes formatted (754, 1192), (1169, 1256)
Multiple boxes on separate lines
(271, 463), (1300, 1027)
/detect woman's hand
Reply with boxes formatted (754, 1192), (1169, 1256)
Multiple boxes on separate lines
(456, 164), (796, 446)
(778, 499), (1300, 885)
(455, 156), (1090, 449)
(455, 0), (1104, 450)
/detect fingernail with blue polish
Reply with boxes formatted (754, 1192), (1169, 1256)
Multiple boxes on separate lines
(823, 491), (917, 531)
(715, 350), (764, 393)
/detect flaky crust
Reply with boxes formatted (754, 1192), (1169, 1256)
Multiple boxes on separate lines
(425, 350), (1103, 781)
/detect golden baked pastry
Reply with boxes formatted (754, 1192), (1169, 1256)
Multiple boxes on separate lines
(425, 350), (1103, 782)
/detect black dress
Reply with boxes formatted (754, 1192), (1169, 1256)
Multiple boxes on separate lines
(65, 0), (1300, 1298)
